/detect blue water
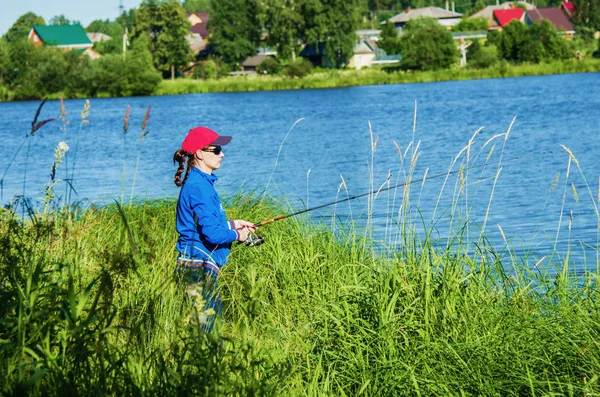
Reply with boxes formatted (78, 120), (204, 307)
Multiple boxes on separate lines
(1, 73), (599, 270)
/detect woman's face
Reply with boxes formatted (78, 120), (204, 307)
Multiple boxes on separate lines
(197, 145), (224, 173)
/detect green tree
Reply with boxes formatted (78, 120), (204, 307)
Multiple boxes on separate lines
(133, 1), (193, 77)
(497, 20), (537, 63)
(86, 19), (124, 37)
(298, 0), (361, 68)
(4, 39), (36, 87)
(182, 0), (212, 12)
(5, 12), (45, 43)
(49, 15), (73, 25)
(321, 0), (362, 68)
(467, 40), (498, 68)
(83, 34), (161, 97)
(572, 0), (600, 39)
(0, 39), (8, 83)
(208, 0), (262, 65)
(537, 19), (572, 60)
(452, 17), (488, 32)
(472, 0), (486, 15)
(399, 18), (459, 70)
(378, 21), (402, 55)
(264, 0), (304, 60)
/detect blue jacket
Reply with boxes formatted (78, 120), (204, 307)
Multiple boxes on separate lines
(175, 167), (239, 267)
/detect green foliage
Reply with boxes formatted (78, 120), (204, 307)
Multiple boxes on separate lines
(321, 0), (363, 68)
(498, 20), (572, 64)
(282, 58), (313, 77)
(375, 10), (394, 23)
(452, 17), (488, 32)
(468, 40), (498, 69)
(182, 0), (212, 12)
(4, 12), (45, 43)
(472, 0), (487, 15)
(192, 59), (218, 79)
(378, 21), (402, 55)
(132, 1), (193, 75)
(4, 39), (37, 88)
(572, 0), (600, 34)
(0, 39), (8, 83)
(49, 14), (73, 25)
(84, 35), (161, 97)
(264, 0), (304, 59)
(400, 17), (459, 71)
(257, 57), (281, 75)
(209, 0), (262, 65)
(86, 19), (125, 37)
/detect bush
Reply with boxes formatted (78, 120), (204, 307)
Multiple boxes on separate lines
(193, 60), (218, 80)
(257, 57), (280, 75)
(282, 58), (313, 78)
(468, 41), (498, 69)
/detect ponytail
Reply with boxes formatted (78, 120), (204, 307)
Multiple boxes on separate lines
(173, 149), (196, 187)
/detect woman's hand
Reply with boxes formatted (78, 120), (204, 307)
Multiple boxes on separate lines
(235, 220), (257, 232)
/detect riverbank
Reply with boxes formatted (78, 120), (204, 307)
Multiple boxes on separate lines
(155, 58), (600, 96)
(1, 196), (598, 395)
(1, 59), (599, 102)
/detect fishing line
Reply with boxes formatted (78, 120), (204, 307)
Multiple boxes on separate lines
(251, 151), (551, 228)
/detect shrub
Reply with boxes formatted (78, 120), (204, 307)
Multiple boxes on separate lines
(257, 57), (280, 75)
(282, 58), (313, 78)
(193, 60), (218, 80)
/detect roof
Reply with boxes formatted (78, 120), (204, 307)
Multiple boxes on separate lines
(470, 2), (535, 19)
(494, 8), (525, 27)
(187, 12), (210, 38)
(527, 7), (575, 32)
(389, 7), (462, 24)
(31, 25), (92, 47)
(241, 54), (272, 67)
(561, 1), (575, 16)
(354, 40), (375, 55)
(87, 32), (112, 43)
(187, 33), (207, 53)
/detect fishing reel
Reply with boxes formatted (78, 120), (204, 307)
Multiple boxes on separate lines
(245, 232), (265, 247)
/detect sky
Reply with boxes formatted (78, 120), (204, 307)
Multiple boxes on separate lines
(0, 0), (144, 36)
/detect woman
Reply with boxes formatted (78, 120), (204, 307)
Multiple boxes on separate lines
(173, 126), (256, 332)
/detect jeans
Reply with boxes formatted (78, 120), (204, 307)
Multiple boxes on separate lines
(178, 261), (222, 333)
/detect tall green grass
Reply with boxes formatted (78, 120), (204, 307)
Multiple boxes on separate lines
(1, 192), (599, 395)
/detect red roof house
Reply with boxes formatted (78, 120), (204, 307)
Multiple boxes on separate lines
(561, 1), (575, 17)
(493, 8), (525, 28)
(526, 7), (575, 37)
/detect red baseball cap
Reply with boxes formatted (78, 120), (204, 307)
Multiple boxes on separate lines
(181, 126), (232, 153)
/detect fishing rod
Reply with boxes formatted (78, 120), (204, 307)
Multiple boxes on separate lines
(241, 151), (550, 247)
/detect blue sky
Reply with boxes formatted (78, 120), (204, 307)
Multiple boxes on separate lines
(1, 0), (143, 36)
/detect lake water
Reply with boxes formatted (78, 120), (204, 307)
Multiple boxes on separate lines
(1, 73), (599, 271)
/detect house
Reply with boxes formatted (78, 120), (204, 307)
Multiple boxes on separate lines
(187, 12), (211, 56)
(241, 54), (274, 72)
(493, 8), (526, 30)
(526, 7), (576, 38)
(356, 29), (381, 41)
(348, 39), (377, 70)
(28, 24), (100, 59)
(561, 1), (575, 17)
(388, 7), (463, 34)
(470, 1), (535, 30)
(188, 12), (210, 39)
(87, 32), (112, 43)
(299, 43), (329, 67)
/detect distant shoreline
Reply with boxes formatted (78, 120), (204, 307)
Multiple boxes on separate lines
(2, 59), (599, 102)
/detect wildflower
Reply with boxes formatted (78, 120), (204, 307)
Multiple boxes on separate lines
(55, 141), (70, 163)
(80, 99), (90, 120)
(123, 105), (131, 135)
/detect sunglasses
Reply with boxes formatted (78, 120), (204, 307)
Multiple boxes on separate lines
(201, 145), (222, 155)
